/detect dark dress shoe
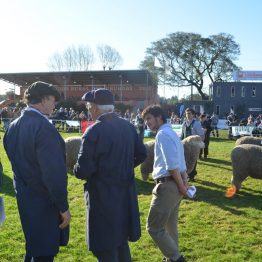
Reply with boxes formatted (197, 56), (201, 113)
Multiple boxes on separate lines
(162, 256), (186, 262)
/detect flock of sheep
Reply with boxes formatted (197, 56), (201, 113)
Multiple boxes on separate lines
(64, 135), (262, 197)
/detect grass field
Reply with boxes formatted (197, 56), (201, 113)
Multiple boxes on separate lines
(0, 130), (261, 262)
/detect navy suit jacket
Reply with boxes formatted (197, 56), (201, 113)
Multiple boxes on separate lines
(74, 112), (147, 252)
(4, 109), (69, 256)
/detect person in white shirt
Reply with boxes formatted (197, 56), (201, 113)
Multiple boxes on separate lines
(142, 105), (188, 262)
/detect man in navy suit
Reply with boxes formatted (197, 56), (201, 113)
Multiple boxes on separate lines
(74, 88), (147, 262)
(4, 81), (70, 262)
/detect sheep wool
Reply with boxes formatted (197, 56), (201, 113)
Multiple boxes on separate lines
(140, 135), (205, 181)
(64, 136), (82, 171)
(235, 136), (262, 146)
(231, 144), (262, 191)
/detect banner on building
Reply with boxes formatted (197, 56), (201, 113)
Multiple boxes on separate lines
(233, 70), (262, 81)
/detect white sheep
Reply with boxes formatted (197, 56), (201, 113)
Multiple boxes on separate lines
(235, 136), (262, 146)
(64, 136), (82, 171)
(140, 135), (205, 181)
(231, 144), (262, 191)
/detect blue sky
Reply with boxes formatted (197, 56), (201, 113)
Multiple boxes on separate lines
(0, 0), (262, 96)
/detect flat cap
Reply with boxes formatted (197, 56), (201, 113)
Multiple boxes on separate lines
(81, 88), (114, 105)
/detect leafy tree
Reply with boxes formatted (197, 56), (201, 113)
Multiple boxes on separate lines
(160, 96), (179, 105)
(182, 93), (207, 101)
(140, 32), (240, 100)
(97, 44), (122, 70)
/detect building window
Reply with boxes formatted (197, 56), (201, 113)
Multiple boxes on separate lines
(216, 105), (220, 115)
(241, 86), (245, 97)
(252, 87), (256, 97)
(216, 86), (221, 97)
(231, 86), (235, 97)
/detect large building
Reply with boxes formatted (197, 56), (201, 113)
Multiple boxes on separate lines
(212, 81), (262, 118)
(0, 70), (158, 110)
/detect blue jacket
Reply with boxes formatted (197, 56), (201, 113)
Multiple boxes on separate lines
(74, 112), (147, 252)
(4, 109), (69, 256)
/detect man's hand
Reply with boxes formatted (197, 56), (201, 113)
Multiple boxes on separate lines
(59, 209), (71, 229)
(178, 184), (188, 197)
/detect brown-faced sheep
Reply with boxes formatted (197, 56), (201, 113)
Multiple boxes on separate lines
(64, 136), (82, 171)
(235, 136), (262, 146)
(231, 144), (262, 191)
(140, 135), (205, 181)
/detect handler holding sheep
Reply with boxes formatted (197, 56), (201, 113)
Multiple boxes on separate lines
(73, 88), (147, 262)
(181, 108), (204, 181)
(142, 105), (188, 262)
(4, 81), (70, 262)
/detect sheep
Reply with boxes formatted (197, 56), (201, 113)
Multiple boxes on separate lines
(140, 135), (205, 181)
(140, 141), (155, 181)
(64, 136), (82, 171)
(231, 144), (262, 191)
(235, 136), (262, 146)
(182, 135), (205, 174)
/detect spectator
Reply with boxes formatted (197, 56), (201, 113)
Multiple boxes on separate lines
(210, 112), (219, 137)
(0, 107), (10, 131)
(135, 108), (145, 141)
(199, 114), (212, 159)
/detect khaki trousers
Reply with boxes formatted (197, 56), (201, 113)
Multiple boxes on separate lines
(146, 180), (182, 261)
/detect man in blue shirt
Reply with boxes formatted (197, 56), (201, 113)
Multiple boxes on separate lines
(142, 105), (188, 262)
(74, 88), (147, 262)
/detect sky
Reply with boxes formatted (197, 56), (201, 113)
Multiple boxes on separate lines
(0, 0), (262, 97)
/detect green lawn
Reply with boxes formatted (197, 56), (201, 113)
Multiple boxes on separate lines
(0, 130), (261, 262)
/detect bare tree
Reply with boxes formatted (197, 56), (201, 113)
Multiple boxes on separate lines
(48, 45), (94, 71)
(48, 52), (64, 71)
(77, 45), (94, 70)
(97, 45), (122, 70)
(63, 46), (78, 71)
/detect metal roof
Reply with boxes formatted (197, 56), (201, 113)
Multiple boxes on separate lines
(0, 70), (156, 87)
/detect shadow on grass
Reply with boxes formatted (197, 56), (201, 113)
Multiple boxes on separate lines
(1, 172), (15, 197)
(200, 157), (232, 166)
(199, 161), (232, 171)
(135, 177), (154, 196)
(194, 183), (262, 215)
(210, 137), (234, 143)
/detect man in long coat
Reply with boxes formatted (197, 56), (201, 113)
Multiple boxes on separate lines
(4, 81), (70, 262)
(74, 88), (147, 262)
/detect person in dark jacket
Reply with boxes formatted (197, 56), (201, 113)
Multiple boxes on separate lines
(180, 108), (204, 181)
(199, 114), (212, 159)
(4, 81), (70, 262)
(73, 88), (147, 262)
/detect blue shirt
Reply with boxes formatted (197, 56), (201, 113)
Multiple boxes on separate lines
(153, 123), (187, 179)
